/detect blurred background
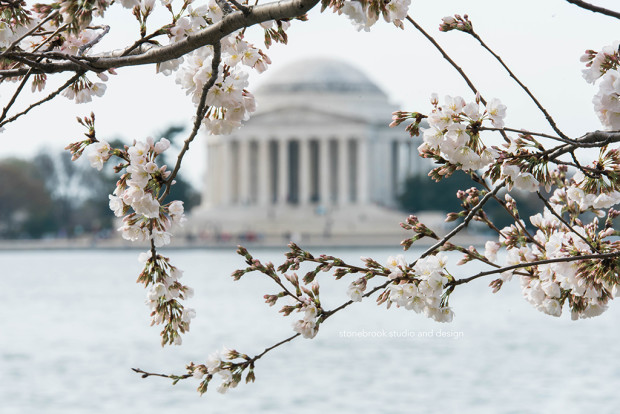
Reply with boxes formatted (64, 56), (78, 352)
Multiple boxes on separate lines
(1, 1), (620, 413)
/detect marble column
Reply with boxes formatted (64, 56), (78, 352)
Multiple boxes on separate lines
(299, 138), (310, 206)
(357, 138), (369, 204)
(278, 138), (288, 205)
(257, 138), (270, 206)
(319, 138), (330, 205)
(238, 139), (249, 205)
(220, 139), (232, 206)
(337, 137), (349, 205)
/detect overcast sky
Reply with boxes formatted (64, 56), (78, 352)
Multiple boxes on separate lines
(1, 0), (617, 187)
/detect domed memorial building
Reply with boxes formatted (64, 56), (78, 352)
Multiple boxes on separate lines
(192, 59), (428, 243)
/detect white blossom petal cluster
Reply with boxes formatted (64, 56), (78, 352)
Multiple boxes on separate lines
(346, 279), (365, 302)
(145, 0), (278, 136)
(582, 41), (620, 130)
(593, 69), (620, 130)
(500, 162), (540, 192)
(419, 95), (504, 172)
(112, 141), (185, 246)
(339, 0), (411, 31)
(173, 33), (266, 135)
(386, 253), (454, 322)
(138, 251), (195, 345)
(82, 136), (193, 345)
(0, 19), (35, 49)
(490, 175), (620, 319)
(292, 300), (319, 338)
(200, 347), (239, 394)
(565, 171), (620, 213)
(581, 41), (620, 84)
(62, 74), (109, 104)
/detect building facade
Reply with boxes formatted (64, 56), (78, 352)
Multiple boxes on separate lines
(192, 59), (428, 241)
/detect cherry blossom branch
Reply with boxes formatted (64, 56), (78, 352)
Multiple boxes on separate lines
(406, 15), (511, 142)
(565, 0), (620, 20)
(0, 0), (320, 77)
(132, 367), (191, 380)
(159, 42), (222, 202)
(247, 333), (300, 362)
(546, 130), (620, 160)
(78, 25), (110, 56)
(0, 72), (84, 128)
(419, 179), (506, 260)
(479, 127), (561, 141)
(0, 10), (59, 59)
(472, 175), (544, 250)
(405, 15), (485, 105)
(535, 191), (599, 252)
(0, 67), (33, 123)
(450, 252), (620, 286)
(322, 279), (392, 318)
(121, 28), (169, 57)
(227, 0), (252, 15)
(466, 28), (570, 141)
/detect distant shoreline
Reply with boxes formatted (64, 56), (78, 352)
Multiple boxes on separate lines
(0, 232), (489, 251)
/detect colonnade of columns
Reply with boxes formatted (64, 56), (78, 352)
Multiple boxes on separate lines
(207, 136), (369, 207)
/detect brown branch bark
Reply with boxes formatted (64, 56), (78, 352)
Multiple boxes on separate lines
(0, 0), (319, 77)
(565, 0), (620, 19)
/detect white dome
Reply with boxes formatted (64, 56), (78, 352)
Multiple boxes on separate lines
(256, 58), (387, 97)
(254, 58), (393, 122)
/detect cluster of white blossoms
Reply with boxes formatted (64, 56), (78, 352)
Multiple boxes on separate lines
(140, 252), (196, 344)
(62, 74), (110, 104)
(420, 94), (505, 173)
(292, 300), (319, 338)
(500, 162), (540, 192)
(102, 137), (187, 247)
(174, 40), (260, 135)
(2, 0), (279, 134)
(340, 0), (411, 31)
(582, 41), (620, 130)
(485, 170), (620, 319)
(346, 277), (366, 302)
(153, 0), (276, 135)
(565, 171), (620, 213)
(194, 347), (240, 394)
(592, 68), (620, 130)
(385, 254), (454, 323)
(80, 136), (194, 345)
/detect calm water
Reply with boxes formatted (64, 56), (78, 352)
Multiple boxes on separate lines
(1, 247), (619, 413)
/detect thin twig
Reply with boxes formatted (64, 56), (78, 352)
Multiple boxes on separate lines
(0, 10), (59, 59)
(159, 42), (222, 202)
(405, 16), (484, 105)
(406, 16), (511, 143)
(228, 0), (251, 15)
(250, 333), (300, 362)
(418, 180), (506, 260)
(450, 251), (620, 286)
(535, 191), (598, 252)
(478, 127), (561, 141)
(0, 67), (33, 123)
(565, 0), (620, 19)
(121, 29), (166, 57)
(0, 72), (83, 127)
(131, 367), (191, 379)
(78, 25), (110, 56)
(323, 279), (391, 318)
(468, 29), (570, 141)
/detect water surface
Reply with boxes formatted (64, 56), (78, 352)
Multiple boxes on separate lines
(1, 247), (619, 413)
